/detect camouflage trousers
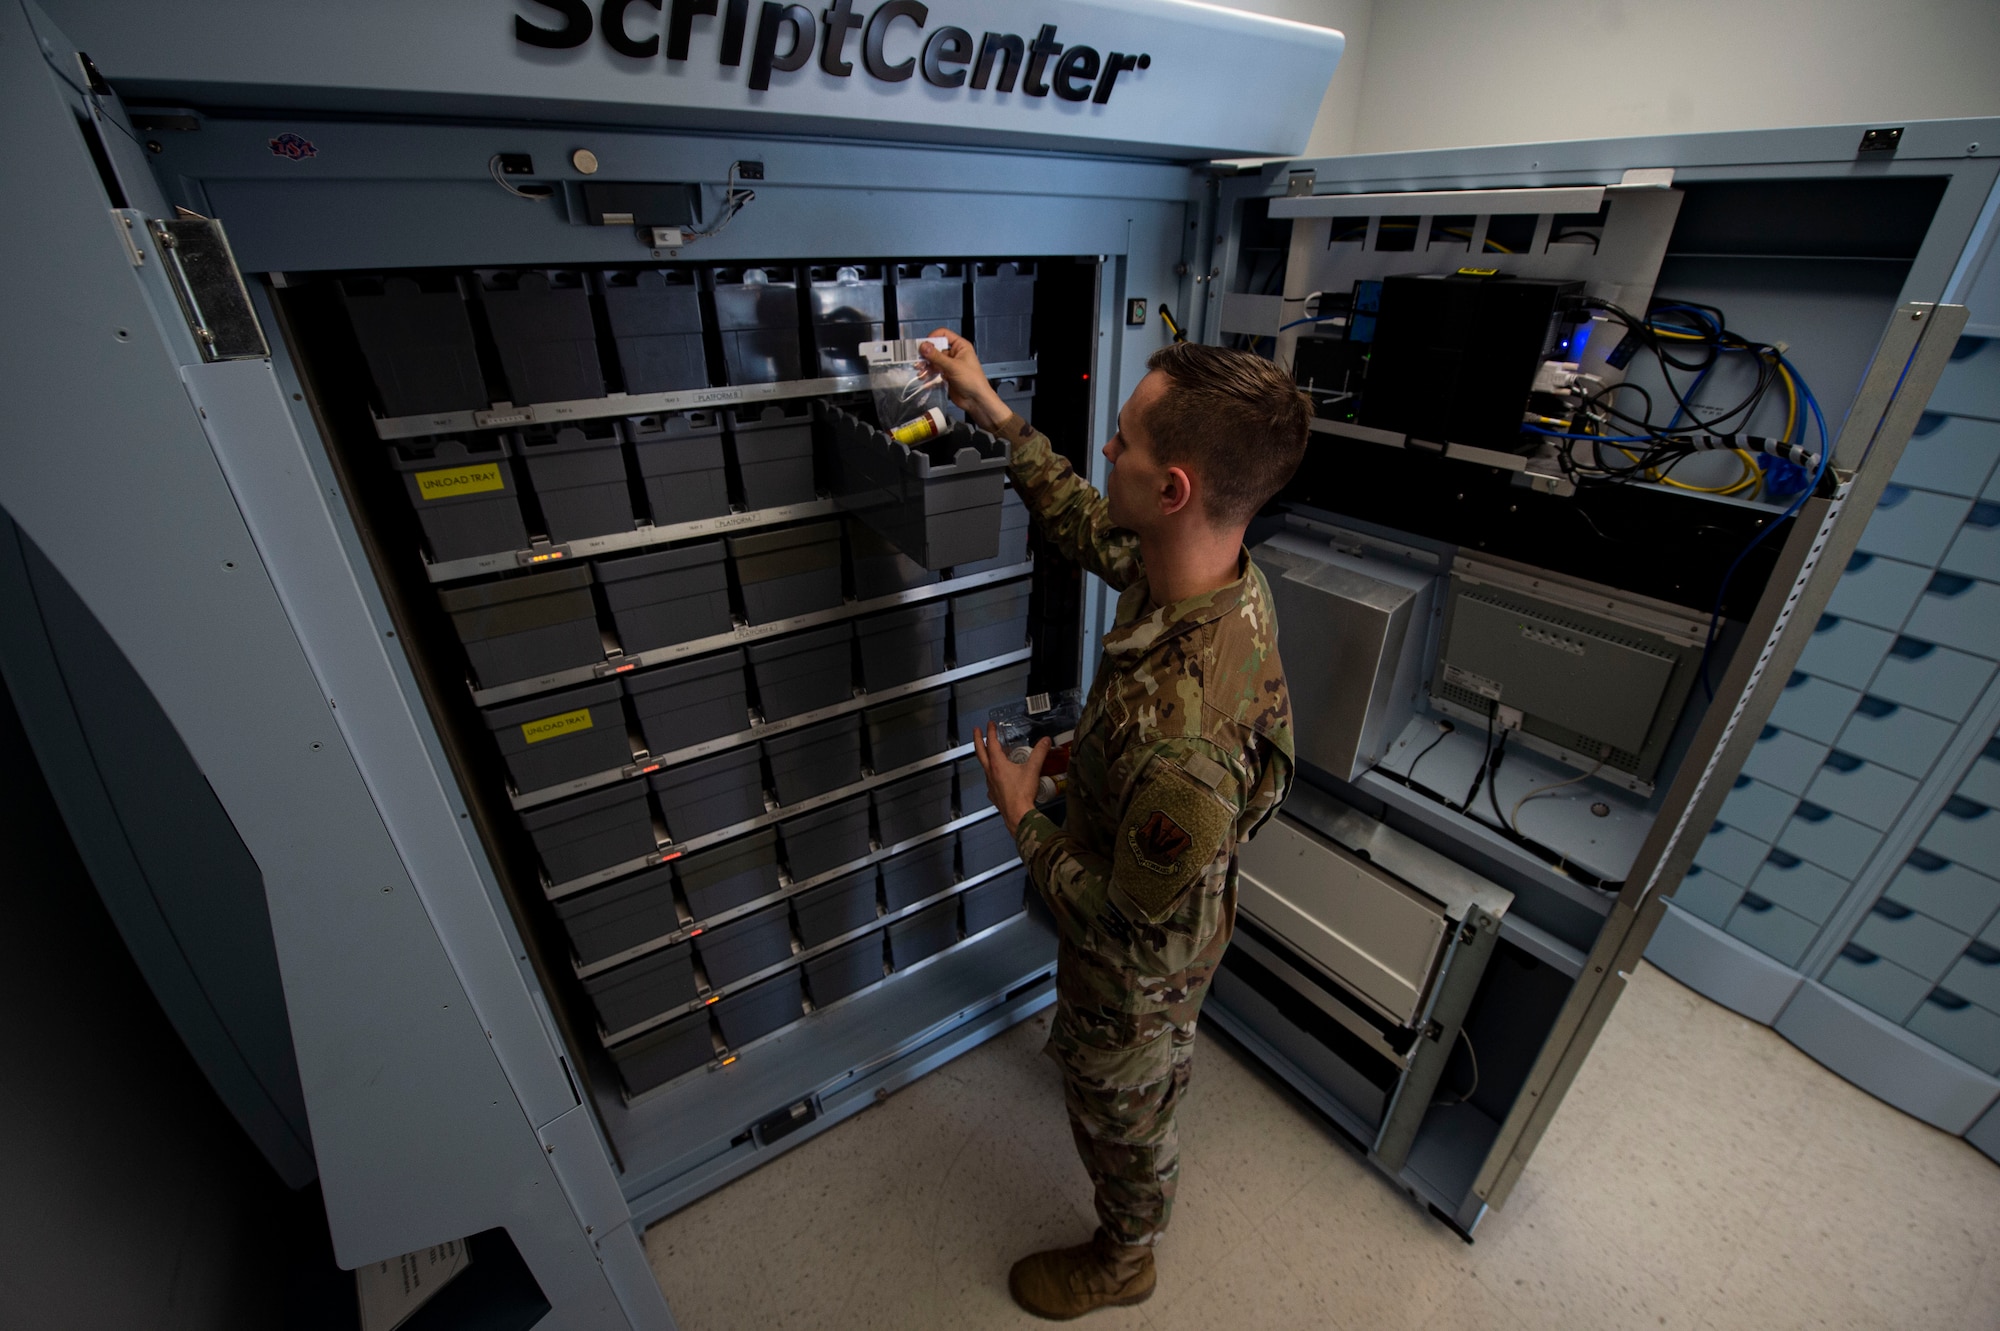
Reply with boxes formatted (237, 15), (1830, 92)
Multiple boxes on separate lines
(1046, 938), (1220, 1246)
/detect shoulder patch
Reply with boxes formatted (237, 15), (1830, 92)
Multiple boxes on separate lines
(1110, 758), (1234, 925)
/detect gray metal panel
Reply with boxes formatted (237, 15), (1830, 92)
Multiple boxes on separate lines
(0, 519), (314, 1187)
(1255, 531), (1435, 781)
(41, 0), (1344, 161)
(0, 7), (666, 1323)
(1775, 981), (2000, 1134)
(1644, 900), (1804, 1025)
(1968, 1093), (2000, 1166)
(1238, 816), (1450, 1027)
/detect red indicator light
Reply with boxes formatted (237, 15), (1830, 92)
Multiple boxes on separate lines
(704, 994), (719, 1005)
(688, 927), (704, 937)
(613, 662), (635, 673)
(641, 763), (660, 774)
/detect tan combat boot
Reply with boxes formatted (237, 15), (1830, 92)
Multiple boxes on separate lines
(1007, 1228), (1156, 1320)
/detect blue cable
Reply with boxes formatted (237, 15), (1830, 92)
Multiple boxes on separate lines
(1696, 353), (1831, 700)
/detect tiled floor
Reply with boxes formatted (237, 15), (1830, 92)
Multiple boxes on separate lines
(643, 962), (2000, 1329)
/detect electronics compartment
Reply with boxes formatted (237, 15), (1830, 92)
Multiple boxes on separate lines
(270, 253), (1095, 1216)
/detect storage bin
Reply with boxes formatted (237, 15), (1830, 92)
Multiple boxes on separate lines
(519, 781), (657, 885)
(1664, 864), (1743, 928)
(793, 867), (880, 948)
(962, 865), (1028, 934)
(609, 1008), (714, 1096)
(952, 581), (1032, 664)
(1826, 551), (1931, 632)
(1886, 851), (2000, 934)
(1775, 802), (1883, 879)
(1794, 614), (1895, 691)
(728, 520), (844, 624)
(1723, 893), (1816, 967)
(711, 266), (803, 384)
(1835, 696), (1955, 779)
(893, 261), (966, 337)
(1905, 988), (2000, 1075)
(855, 603), (948, 690)
(694, 902), (794, 988)
(848, 518), (939, 599)
(483, 679), (632, 793)
(729, 401), (819, 509)
(596, 540), (733, 654)
(1855, 485), (1972, 568)
(874, 770), (953, 847)
(956, 755), (989, 817)
(650, 745), (765, 842)
(1931, 335), (2000, 420)
(881, 837), (955, 911)
(1869, 636), (1996, 721)
(822, 404), (1011, 569)
(888, 898), (958, 968)
(780, 794), (872, 881)
(992, 376), (1035, 426)
(763, 714), (863, 806)
(1905, 572), (2000, 661)
(804, 930), (886, 1006)
(515, 420), (636, 543)
(390, 435), (529, 563)
(475, 269), (604, 404)
(1921, 797), (2000, 878)
(953, 486), (1030, 576)
(1892, 413), (2000, 499)
(865, 687), (950, 772)
(972, 261), (1034, 362)
(629, 411), (730, 527)
(1851, 898), (1970, 980)
(951, 661), (1031, 742)
(1765, 671), (1861, 747)
(439, 565), (602, 688)
(338, 273), (489, 417)
(675, 828), (782, 920)
(1962, 750), (2000, 807)
(1739, 725), (1832, 797)
(1744, 848), (1848, 925)
(1941, 944), (2000, 1012)
(555, 865), (679, 967)
(583, 940), (697, 1035)
(624, 649), (749, 756)
(1948, 510), (2000, 586)
(713, 968), (804, 1048)
(1693, 822), (1773, 887)
(1804, 751), (1919, 831)
(598, 268), (708, 393)
(1822, 945), (1931, 1023)
(745, 623), (854, 721)
(1716, 774), (1799, 844)
(959, 815), (1015, 876)
(808, 264), (887, 376)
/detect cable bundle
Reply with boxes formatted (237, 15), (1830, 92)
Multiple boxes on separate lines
(1524, 301), (1821, 499)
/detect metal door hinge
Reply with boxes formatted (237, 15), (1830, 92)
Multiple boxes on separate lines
(111, 210), (144, 267)
(147, 215), (269, 361)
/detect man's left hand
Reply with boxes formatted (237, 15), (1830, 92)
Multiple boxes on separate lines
(973, 724), (1049, 836)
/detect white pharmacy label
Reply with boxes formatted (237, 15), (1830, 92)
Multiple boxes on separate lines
(357, 1239), (472, 1331)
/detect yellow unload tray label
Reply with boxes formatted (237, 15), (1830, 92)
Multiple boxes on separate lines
(414, 462), (505, 500)
(521, 708), (594, 744)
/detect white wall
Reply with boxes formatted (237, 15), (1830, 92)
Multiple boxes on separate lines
(1348, 0), (2000, 156)
(1207, 0), (1374, 157)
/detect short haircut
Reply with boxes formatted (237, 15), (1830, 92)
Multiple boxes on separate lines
(1142, 343), (1311, 528)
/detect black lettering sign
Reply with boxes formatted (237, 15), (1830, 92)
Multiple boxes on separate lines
(512, 1), (1150, 105)
(517, 0), (593, 48)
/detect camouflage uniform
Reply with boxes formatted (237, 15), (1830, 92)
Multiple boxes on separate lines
(991, 414), (1294, 1246)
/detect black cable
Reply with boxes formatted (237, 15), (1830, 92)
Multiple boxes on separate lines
(1371, 763), (1625, 893)
(1485, 730), (1511, 829)
(1406, 721), (1454, 785)
(1460, 704), (1497, 812)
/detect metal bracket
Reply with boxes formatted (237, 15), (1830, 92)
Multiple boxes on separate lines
(146, 216), (269, 361)
(1286, 170), (1316, 198)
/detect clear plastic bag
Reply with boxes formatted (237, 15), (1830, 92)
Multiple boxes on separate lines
(862, 336), (951, 441)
